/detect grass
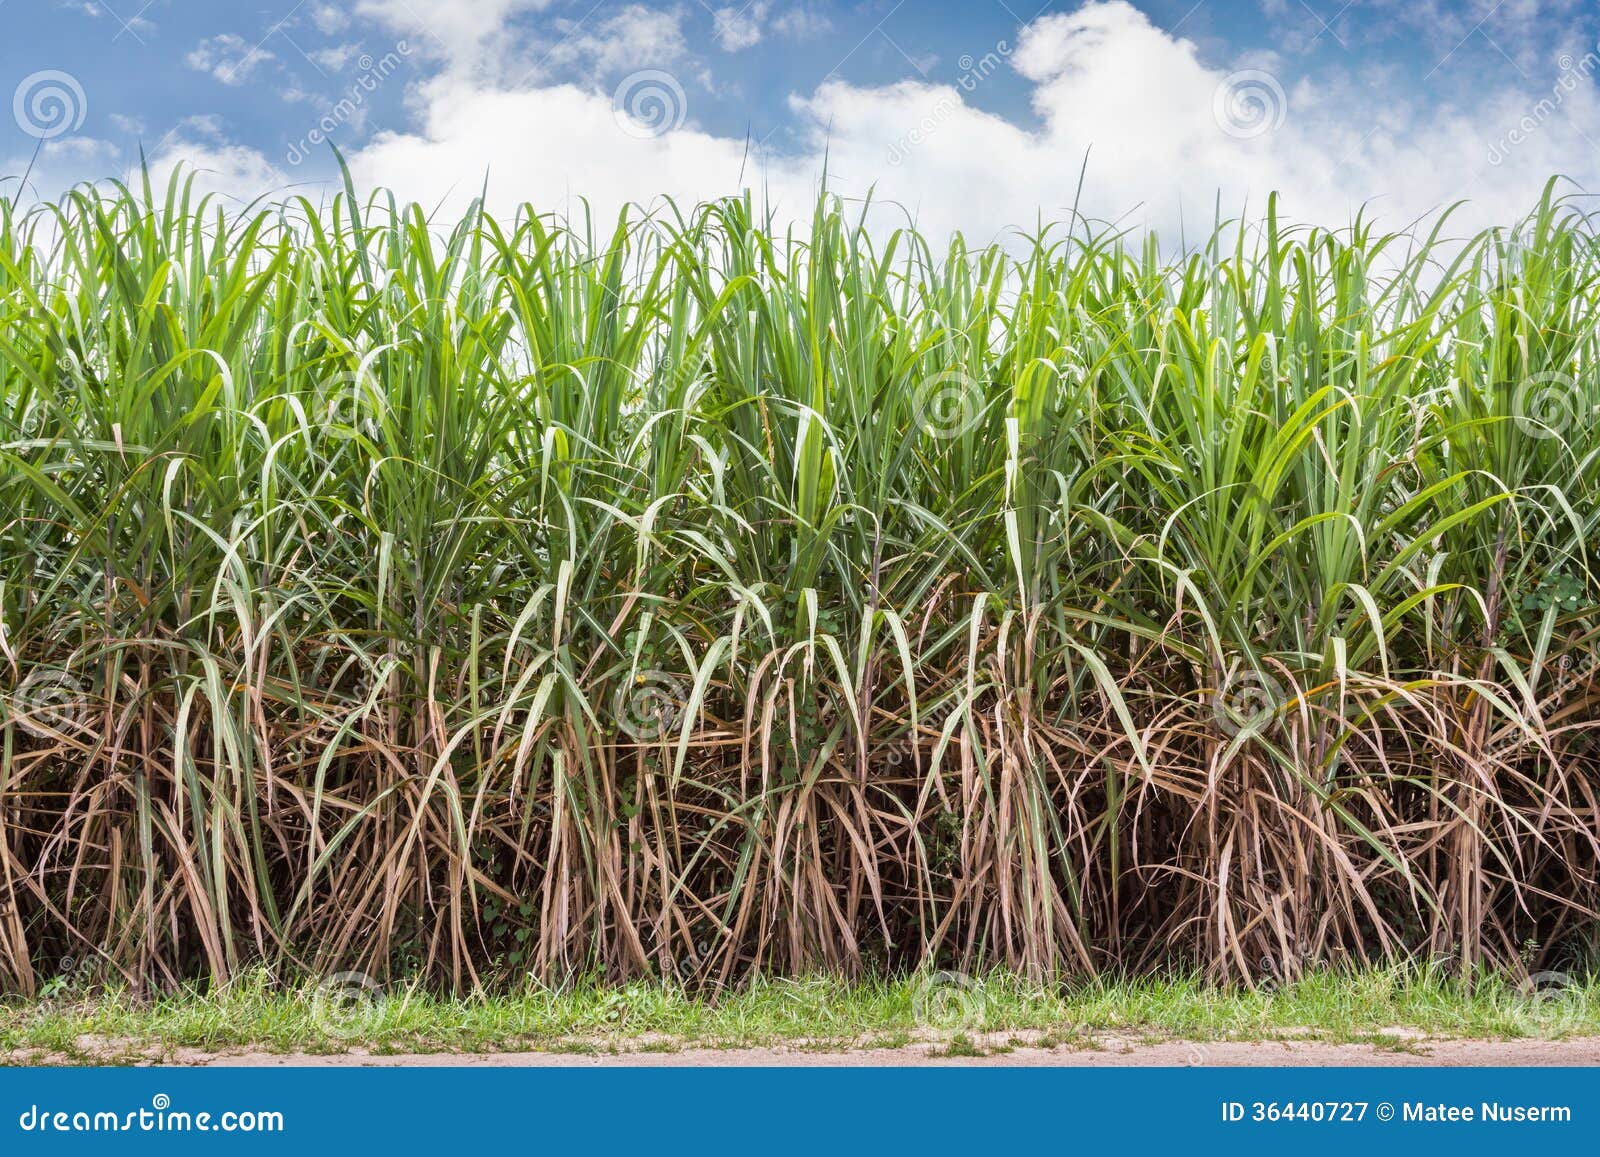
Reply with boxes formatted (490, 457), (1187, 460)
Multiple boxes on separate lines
(4, 968), (1598, 1063)
(3, 164), (1600, 996)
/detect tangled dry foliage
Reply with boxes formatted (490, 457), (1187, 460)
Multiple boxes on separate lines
(1, 166), (1599, 998)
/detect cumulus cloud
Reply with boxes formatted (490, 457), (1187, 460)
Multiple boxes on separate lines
(353, 0), (556, 75)
(354, 78), (755, 218)
(144, 133), (291, 205)
(186, 34), (278, 86)
(773, 6), (831, 40)
(2, 136), (121, 202)
(712, 2), (830, 52)
(712, 4), (764, 52)
(68, 0), (158, 37)
(307, 42), (366, 71)
(332, 0), (1600, 243)
(543, 5), (690, 75)
(55, 1), (1600, 246)
(311, 3), (352, 35)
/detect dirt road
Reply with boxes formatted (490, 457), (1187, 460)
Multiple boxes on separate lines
(187, 1036), (1600, 1067)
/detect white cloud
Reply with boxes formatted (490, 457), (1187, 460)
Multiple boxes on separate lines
(2, 136), (120, 202)
(308, 43), (365, 71)
(4, 119), (288, 208)
(773, 7), (831, 40)
(712, 2), (830, 52)
(336, 0), (1600, 245)
(186, 34), (278, 85)
(33, 0), (1597, 249)
(143, 134), (291, 204)
(353, 0), (556, 75)
(544, 5), (690, 75)
(712, 3), (765, 52)
(68, 0), (158, 36)
(311, 3), (352, 35)
(177, 114), (230, 140)
(354, 77), (755, 217)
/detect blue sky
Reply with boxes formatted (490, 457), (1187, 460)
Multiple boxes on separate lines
(4, 0), (1600, 238)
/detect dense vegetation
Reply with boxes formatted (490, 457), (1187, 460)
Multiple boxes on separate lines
(13, 967), (1600, 1060)
(1, 170), (1598, 997)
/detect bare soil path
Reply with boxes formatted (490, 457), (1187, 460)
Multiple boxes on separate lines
(177, 1036), (1600, 1067)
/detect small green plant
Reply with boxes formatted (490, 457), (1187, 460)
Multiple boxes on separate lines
(938, 1033), (985, 1058)
(0, 968), (1593, 1062)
